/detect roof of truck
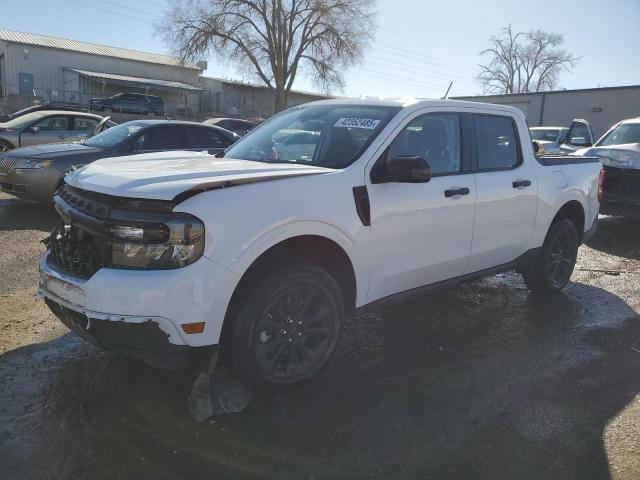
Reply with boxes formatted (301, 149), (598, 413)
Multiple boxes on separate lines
(303, 97), (524, 114)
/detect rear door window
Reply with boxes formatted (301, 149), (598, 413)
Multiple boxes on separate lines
(474, 115), (520, 171)
(137, 126), (188, 150)
(187, 127), (233, 149)
(73, 117), (99, 131)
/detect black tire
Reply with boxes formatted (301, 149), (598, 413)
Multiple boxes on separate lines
(523, 219), (580, 293)
(226, 265), (344, 389)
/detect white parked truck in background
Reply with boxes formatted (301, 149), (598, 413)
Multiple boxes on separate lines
(38, 99), (604, 388)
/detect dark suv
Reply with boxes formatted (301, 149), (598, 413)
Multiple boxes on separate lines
(90, 93), (165, 116)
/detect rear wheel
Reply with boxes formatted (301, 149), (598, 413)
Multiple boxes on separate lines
(523, 219), (579, 293)
(226, 265), (344, 389)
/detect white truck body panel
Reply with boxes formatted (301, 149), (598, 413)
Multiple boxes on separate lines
(41, 99), (602, 348)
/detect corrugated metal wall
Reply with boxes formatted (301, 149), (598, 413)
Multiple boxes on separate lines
(1, 40), (200, 92)
(454, 86), (640, 139)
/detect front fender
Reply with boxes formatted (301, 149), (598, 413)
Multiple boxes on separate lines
(175, 173), (370, 307)
(220, 220), (368, 307)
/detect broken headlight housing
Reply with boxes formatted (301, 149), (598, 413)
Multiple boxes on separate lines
(109, 214), (205, 269)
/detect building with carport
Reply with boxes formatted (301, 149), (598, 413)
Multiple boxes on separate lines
(0, 29), (203, 116)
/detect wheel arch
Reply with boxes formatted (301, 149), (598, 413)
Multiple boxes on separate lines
(550, 199), (585, 241)
(220, 234), (358, 350)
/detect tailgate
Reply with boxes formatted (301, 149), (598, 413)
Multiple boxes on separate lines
(603, 165), (640, 205)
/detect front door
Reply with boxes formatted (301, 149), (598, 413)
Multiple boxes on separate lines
(367, 111), (476, 302)
(466, 113), (537, 273)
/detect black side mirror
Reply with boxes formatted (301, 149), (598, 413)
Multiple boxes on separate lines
(373, 155), (432, 183)
(28, 126), (39, 134)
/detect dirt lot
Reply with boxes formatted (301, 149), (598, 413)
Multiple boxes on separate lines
(1, 190), (639, 480)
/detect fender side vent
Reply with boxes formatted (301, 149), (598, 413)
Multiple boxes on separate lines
(352, 186), (370, 226)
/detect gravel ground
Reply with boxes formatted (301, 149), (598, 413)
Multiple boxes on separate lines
(1, 191), (639, 480)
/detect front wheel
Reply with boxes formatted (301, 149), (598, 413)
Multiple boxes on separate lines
(226, 265), (344, 389)
(523, 219), (580, 293)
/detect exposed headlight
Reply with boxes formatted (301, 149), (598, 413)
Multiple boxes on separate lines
(25, 159), (52, 168)
(108, 214), (204, 269)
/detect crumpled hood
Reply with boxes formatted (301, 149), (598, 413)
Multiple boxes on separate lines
(576, 143), (640, 170)
(66, 150), (334, 200)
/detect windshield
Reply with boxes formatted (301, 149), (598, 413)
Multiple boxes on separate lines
(223, 104), (401, 168)
(83, 121), (145, 148)
(530, 128), (563, 142)
(597, 122), (640, 146)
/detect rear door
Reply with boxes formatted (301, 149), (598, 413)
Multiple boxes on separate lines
(465, 113), (537, 273)
(20, 115), (71, 146)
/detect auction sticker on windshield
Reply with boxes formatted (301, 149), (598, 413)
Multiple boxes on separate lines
(334, 118), (381, 129)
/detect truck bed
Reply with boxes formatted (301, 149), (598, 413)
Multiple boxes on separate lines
(535, 155), (600, 167)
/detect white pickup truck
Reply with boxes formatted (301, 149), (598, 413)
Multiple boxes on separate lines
(38, 99), (604, 388)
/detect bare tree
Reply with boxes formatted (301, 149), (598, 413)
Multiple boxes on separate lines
(478, 25), (579, 94)
(160, 0), (375, 112)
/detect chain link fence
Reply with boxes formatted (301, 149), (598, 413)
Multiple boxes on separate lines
(0, 83), (212, 122)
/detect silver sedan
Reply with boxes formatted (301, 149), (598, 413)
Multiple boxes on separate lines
(0, 110), (107, 152)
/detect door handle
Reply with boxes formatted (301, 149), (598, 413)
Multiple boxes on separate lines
(512, 179), (532, 188)
(444, 187), (470, 198)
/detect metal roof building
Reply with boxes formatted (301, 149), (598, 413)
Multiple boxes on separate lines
(453, 85), (640, 139)
(0, 29), (203, 116)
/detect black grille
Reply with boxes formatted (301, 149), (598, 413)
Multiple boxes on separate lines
(48, 226), (108, 279)
(0, 156), (17, 175)
(57, 184), (112, 220)
(603, 166), (640, 200)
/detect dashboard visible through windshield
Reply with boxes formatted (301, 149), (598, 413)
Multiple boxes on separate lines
(223, 104), (401, 168)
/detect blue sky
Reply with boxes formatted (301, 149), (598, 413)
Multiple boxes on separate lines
(2, 0), (639, 98)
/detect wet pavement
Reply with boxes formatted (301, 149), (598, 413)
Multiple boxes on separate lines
(1, 191), (640, 479)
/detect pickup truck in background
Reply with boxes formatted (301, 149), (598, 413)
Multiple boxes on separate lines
(37, 99), (603, 388)
(530, 119), (594, 155)
(574, 117), (640, 220)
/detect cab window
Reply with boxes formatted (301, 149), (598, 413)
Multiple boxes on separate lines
(388, 113), (461, 175)
(474, 115), (520, 171)
(188, 127), (233, 149)
(74, 117), (99, 131)
(135, 126), (187, 150)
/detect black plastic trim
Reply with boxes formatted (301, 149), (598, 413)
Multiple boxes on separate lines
(361, 248), (541, 311)
(535, 155), (600, 166)
(352, 186), (371, 226)
(45, 298), (213, 369)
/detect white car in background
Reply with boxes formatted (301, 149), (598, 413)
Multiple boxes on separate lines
(574, 117), (640, 219)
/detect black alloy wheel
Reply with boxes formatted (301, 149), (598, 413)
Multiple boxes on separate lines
(228, 265), (344, 388)
(523, 219), (579, 293)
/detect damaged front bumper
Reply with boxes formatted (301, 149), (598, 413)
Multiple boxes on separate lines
(37, 253), (231, 368)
